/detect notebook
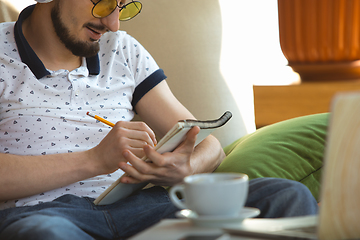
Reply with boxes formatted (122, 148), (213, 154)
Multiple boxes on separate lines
(94, 111), (233, 205)
(223, 92), (360, 240)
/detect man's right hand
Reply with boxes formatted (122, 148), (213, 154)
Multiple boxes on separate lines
(89, 121), (157, 175)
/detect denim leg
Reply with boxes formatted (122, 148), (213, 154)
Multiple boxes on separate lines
(0, 214), (94, 240)
(0, 186), (178, 240)
(245, 178), (318, 218)
(94, 185), (178, 238)
(0, 179), (318, 239)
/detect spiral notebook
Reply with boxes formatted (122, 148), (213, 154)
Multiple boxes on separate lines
(94, 111), (232, 205)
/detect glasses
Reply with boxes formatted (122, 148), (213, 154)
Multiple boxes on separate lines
(91, 0), (142, 21)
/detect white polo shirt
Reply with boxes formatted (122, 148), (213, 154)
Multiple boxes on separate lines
(0, 5), (166, 209)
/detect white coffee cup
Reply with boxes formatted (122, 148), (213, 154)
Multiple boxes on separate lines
(169, 173), (248, 217)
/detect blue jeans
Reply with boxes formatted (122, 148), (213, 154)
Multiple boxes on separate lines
(0, 178), (318, 240)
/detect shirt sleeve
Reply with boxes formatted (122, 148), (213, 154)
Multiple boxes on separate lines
(116, 32), (167, 108)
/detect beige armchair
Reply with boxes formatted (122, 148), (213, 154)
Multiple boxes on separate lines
(121, 0), (256, 147)
(0, 0), (18, 23)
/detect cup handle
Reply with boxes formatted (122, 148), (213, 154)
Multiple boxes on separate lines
(169, 184), (187, 209)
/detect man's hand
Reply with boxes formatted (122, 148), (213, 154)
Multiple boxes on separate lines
(88, 121), (157, 175)
(118, 126), (200, 186)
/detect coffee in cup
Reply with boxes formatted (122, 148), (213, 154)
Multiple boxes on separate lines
(169, 173), (248, 217)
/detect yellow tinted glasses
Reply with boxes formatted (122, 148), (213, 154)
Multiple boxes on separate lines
(91, 0), (142, 21)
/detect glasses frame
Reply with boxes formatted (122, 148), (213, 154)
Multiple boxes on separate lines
(91, 0), (142, 21)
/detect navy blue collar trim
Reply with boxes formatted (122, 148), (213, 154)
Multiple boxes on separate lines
(14, 5), (49, 79)
(14, 5), (100, 79)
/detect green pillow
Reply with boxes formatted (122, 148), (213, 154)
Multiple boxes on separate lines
(215, 113), (329, 202)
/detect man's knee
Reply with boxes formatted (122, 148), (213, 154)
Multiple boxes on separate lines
(248, 177), (313, 198)
(246, 178), (318, 218)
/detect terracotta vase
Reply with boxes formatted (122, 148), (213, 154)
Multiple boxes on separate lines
(278, 0), (360, 81)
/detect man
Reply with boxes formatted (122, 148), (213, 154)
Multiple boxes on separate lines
(0, 0), (318, 239)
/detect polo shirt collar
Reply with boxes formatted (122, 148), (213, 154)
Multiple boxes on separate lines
(14, 5), (100, 79)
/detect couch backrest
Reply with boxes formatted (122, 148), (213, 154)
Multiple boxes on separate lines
(121, 0), (256, 147)
(0, 0), (19, 23)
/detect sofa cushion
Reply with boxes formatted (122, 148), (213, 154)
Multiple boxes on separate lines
(215, 113), (329, 202)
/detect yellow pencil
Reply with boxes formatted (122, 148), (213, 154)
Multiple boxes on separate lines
(87, 112), (115, 127)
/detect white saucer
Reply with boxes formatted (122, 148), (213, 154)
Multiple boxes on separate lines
(175, 207), (260, 227)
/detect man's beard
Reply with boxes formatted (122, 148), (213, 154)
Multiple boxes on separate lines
(51, 4), (101, 58)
